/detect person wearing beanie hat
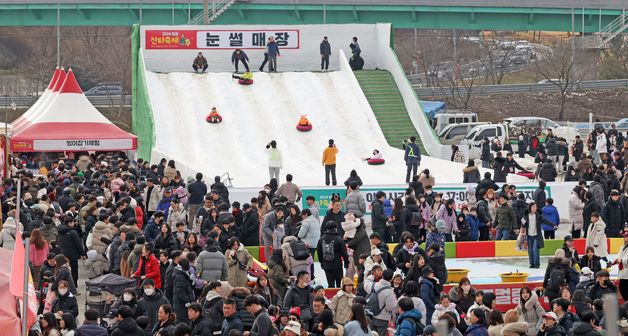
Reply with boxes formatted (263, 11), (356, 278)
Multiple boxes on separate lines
(419, 266), (438, 325)
(329, 277), (355, 325)
(317, 219), (349, 288)
(322, 138), (339, 186)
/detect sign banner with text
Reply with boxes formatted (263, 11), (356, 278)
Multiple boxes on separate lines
(145, 29), (300, 50)
(29, 139), (135, 151)
(302, 185), (552, 217)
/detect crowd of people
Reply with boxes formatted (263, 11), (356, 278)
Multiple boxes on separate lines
(2, 123), (627, 336)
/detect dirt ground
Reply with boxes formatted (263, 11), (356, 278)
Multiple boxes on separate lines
(448, 89), (628, 123)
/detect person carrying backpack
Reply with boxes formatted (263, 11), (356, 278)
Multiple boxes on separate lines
(364, 266), (397, 336)
(317, 221), (349, 288)
(543, 249), (572, 302)
(396, 297), (424, 336)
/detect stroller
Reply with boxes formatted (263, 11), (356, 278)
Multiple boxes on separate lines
(85, 273), (136, 318)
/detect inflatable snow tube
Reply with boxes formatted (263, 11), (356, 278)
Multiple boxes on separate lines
(206, 115), (223, 123)
(367, 158), (385, 165)
(296, 124), (312, 132)
(516, 171), (535, 180)
(238, 79), (254, 85)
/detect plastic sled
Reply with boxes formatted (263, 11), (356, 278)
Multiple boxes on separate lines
(516, 171), (535, 179)
(296, 124), (312, 132)
(367, 158), (385, 165)
(238, 79), (254, 85)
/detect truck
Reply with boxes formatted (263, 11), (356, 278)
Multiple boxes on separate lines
(431, 111), (478, 134)
(438, 122), (489, 145)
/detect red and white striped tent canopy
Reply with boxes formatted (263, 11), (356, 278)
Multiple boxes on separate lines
(10, 69), (137, 152)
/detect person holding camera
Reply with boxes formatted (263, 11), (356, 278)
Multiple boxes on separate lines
(226, 237), (253, 288)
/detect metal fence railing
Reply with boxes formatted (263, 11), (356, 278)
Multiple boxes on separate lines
(0, 95), (132, 108)
(413, 79), (628, 97)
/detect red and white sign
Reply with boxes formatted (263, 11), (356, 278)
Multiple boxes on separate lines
(33, 139), (135, 151)
(444, 282), (549, 311)
(145, 29), (300, 50)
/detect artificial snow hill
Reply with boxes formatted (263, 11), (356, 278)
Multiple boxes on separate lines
(146, 70), (499, 187)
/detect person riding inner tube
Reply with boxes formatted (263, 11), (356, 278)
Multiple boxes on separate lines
(366, 150), (385, 165)
(233, 71), (254, 85)
(206, 107), (223, 123)
(296, 115), (312, 131)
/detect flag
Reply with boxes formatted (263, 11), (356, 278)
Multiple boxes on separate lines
(10, 230), (25, 298)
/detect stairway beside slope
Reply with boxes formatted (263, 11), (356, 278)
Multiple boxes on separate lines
(353, 70), (426, 154)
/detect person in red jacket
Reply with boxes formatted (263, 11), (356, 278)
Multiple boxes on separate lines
(133, 244), (162, 288)
(135, 198), (145, 230)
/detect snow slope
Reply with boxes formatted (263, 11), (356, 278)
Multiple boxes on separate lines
(146, 70), (484, 187)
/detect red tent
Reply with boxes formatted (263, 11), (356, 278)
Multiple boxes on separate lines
(11, 69), (137, 152)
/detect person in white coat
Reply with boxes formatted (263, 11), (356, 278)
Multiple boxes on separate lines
(568, 187), (585, 238)
(266, 140), (282, 182)
(297, 209), (320, 278)
(585, 212), (607, 260)
(0, 210), (23, 250)
(595, 130), (607, 164)
(613, 231), (628, 301)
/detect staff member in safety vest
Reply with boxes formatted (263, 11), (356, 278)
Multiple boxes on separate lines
(404, 136), (422, 183)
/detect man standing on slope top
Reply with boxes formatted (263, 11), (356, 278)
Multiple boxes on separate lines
(320, 36), (331, 72)
(267, 36), (280, 73)
(404, 136), (421, 183)
(323, 139), (339, 186)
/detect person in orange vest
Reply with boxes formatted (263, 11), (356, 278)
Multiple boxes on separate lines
(322, 139), (339, 186)
(298, 115), (311, 126)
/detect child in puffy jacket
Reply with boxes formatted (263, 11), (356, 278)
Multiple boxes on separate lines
(341, 213), (360, 239)
(431, 294), (460, 326)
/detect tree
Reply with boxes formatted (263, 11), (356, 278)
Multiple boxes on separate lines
(395, 30), (452, 87)
(439, 65), (479, 109)
(599, 36), (628, 79)
(535, 41), (589, 120)
(475, 35), (516, 85)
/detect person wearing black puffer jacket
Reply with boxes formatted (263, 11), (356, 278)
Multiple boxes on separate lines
(492, 152), (508, 183)
(602, 190), (626, 238)
(173, 258), (195, 324)
(111, 305), (144, 336)
(537, 159), (558, 182)
(317, 222), (349, 288)
(57, 217), (85, 288)
(371, 191), (390, 243)
(240, 204), (260, 246)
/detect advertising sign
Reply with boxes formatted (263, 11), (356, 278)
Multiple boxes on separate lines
(145, 29), (300, 50)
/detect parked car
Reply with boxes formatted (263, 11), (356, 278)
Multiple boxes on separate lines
(611, 118), (628, 133)
(438, 122), (489, 145)
(84, 83), (123, 96)
(431, 111), (478, 134)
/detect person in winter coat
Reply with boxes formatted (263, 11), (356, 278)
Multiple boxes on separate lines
(187, 302), (213, 336)
(522, 202), (555, 268)
(193, 52), (208, 72)
(283, 271), (313, 324)
(320, 36), (331, 71)
(579, 248), (602, 279)
(436, 199), (458, 242)
(317, 222), (349, 288)
(431, 294), (460, 326)
(404, 136), (422, 183)
(396, 233), (426, 276)
(420, 267), (440, 325)
(57, 217), (85, 288)
(537, 312), (566, 336)
(370, 191), (390, 243)
(492, 152), (508, 183)
(132, 244), (162, 288)
(396, 297), (423, 336)
(167, 199), (187, 231)
(582, 192), (599, 237)
(240, 204), (260, 247)
(144, 212), (164, 243)
(552, 298), (579, 332)
(52, 280), (79, 318)
(463, 160), (481, 184)
(569, 187), (586, 238)
(0, 210), (22, 249)
(197, 240), (228, 283)
(345, 182), (367, 218)
(614, 232), (628, 301)
(585, 213), (608, 260)
(517, 286), (545, 336)
(329, 277), (355, 325)
(537, 159), (558, 182)
(586, 269), (617, 301)
(427, 244), (447, 289)
(172, 258), (195, 324)
(154, 224), (178, 256)
(136, 279), (169, 331)
(542, 199), (560, 240)
(262, 207), (285, 264)
(501, 310), (529, 336)
(494, 194), (516, 240)
(567, 311), (602, 336)
(364, 266), (397, 336)
(231, 49), (250, 73)
(466, 308), (490, 336)
(543, 249), (573, 302)
(110, 305), (144, 336)
(226, 238), (252, 288)
(602, 190), (625, 238)
(280, 235), (310, 277)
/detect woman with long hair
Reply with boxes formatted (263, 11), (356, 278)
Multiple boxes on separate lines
(51, 255), (76, 294)
(487, 309), (504, 336)
(257, 190), (272, 217)
(40, 312), (61, 336)
(516, 286), (544, 336)
(465, 308), (489, 336)
(152, 304), (177, 336)
(59, 312), (77, 336)
(436, 199), (458, 242)
(201, 208), (220, 235)
(404, 195), (422, 241)
(284, 204), (303, 237)
(343, 303), (371, 336)
(184, 233), (202, 256)
(267, 249), (288, 298)
(153, 224), (177, 255)
(449, 277), (477, 321)
(226, 237), (252, 288)
(580, 246), (602, 276)
(30, 228), (49, 289)
(405, 253), (428, 284)
(253, 274), (282, 306)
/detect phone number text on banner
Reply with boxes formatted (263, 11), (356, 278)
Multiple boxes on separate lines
(145, 30), (300, 50)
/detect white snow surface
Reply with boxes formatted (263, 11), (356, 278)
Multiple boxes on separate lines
(146, 70), (504, 187)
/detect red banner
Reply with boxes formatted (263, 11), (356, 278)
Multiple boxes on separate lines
(145, 29), (300, 50)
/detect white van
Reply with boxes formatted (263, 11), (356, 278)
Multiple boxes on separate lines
(438, 122), (490, 145)
(431, 111), (478, 134)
